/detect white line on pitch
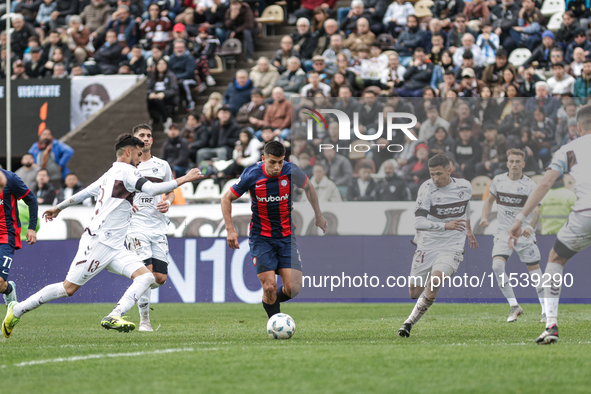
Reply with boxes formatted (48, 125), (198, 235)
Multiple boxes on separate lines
(1, 347), (220, 368)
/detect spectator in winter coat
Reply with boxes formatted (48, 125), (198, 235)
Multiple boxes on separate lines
(223, 69), (255, 115)
(555, 11), (580, 47)
(453, 125), (482, 180)
(347, 163), (378, 201)
(28, 129), (74, 188)
(56, 173), (92, 206)
(196, 107), (242, 163)
(67, 16), (93, 64)
(249, 57), (280, 98)
(476, 123), (510, 177)
(80, 0), (112, 40)
(105, 5), (138, 55)
(343, 17), (376, 57)
(574, 58), (591, 105)
(396, 48), (434, 97)
(261, 87), (292, 139)
(217, 129), (263, 179)
(383, 0), (415, 38)
(169, 39), (197, 111)
(92, 29), (123, 75)
(565, 29), (591, 64)
(49, 0), (78, 30)
(147, 58), (179, 125)
(321, 146), (353, 196)
(161, 124), (191, 176)
(275, 57), (308, 97)
(272, 36), (300, 74)
(291, 18), (318, 61)
(32, 169), (57, 205)
(11, 14), (37, 59)
(36, 0), (56, 33)
(377, 161), (411, 201)
(235, 88), (267, 131)
(300, 164), (342, 202)
(225, 0), (257, 61)
(393, 15), (424, 65)
(340, 0), (372, 36)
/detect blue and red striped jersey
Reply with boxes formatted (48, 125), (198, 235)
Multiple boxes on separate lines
(1, 169), (37, 249)
(231, 162), (307, 238)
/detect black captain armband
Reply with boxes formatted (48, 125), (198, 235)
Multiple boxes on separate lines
(135, 178), (148, 191)
(415, 209), (429, 217)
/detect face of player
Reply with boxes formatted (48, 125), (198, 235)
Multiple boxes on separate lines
(263, 154), (285, 177)
(128, 145), (143, 167)
(429, 165), (452, 188)
(135, 128), (153, 152)
(507, 154), (525, 177)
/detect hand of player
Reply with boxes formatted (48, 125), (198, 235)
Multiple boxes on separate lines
(508, 220), (522, 250)
(157, 200), (171, 213)
(522, 225), (533, 238)
(180, 168), (204, 183)
(315, 214), (327, 233)
(227, 228), (240, 249)
(43, 207), (61, 221)
(445, 219), (466, 232)
(467, 229), (479, 249)
(26, 229), (37, 245)
(480, 218), (489, 228)
(132, 204), (139, 213)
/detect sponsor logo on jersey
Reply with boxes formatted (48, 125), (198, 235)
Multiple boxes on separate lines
(496, 192), (527, 207)
(429, 200), (469, 219)
(0, 199), (3, 205)
(140, 197), (154, 204)
(256, 194), (289, 203)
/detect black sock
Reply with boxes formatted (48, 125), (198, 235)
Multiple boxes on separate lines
(2, 282), (13, 295)
(262, 299), (280, 318)
(277, 286), (292, 303)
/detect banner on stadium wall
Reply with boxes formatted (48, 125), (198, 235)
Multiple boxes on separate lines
(10, 237), (591, 304)
(0, 79), (70, 156)
(35, 201), (503, 241)
(70, 75), (142, 130)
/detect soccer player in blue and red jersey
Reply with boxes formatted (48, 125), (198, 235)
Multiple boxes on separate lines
(0, 169), (39, 305)
(222, 140), (327, 319)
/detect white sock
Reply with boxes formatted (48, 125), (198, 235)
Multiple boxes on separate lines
(109, 273), (155, 318)
(544, 262), (564, 328)
(138, 282), (163, 322)
(492, 259), (518, 307)
(13, 283), (68, 318)
(404, 296), (434, 325)
(528, 268), (545, 314)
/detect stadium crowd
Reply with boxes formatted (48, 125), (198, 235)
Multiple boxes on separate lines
(4, 0), (591, 201)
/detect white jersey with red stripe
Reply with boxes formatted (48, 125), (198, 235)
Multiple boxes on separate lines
(548, 134), (591, 217)
(128, 156), (174, 235)
(85, 162), (144, 249)
(489, 173), (537, 234)
(414, 178), (472, 252)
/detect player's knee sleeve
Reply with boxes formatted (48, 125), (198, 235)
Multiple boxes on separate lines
(492, 258), (506, 276)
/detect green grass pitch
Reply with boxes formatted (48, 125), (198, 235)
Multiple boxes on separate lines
(2, 303), (591, 393)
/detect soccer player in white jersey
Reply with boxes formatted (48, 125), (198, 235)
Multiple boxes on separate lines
(398, 154), (479, 338)
(509, 105), (591, 344)
(481, 148), (545, 323)
(127, 124), (175, 332)
(2, 134), (203, 338)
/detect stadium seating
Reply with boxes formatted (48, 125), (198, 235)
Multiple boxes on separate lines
(540, 0), (565, 17)
(257, 5), (285, 37)
(377, 34), (396, 50)
(210, 56), (225, 74)
(471, 176), (491, 200)
(508, 48), (532, 67)
(180, 182), (194, 200)
(217, 39), (243, 69)
(220, 179), (250, 201)
(414, 0), (434, 18)
(189, 179), (221, 202)
(547, 11), (564, 33)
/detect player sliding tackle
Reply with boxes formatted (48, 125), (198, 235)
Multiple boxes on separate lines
(509, 105), (591, 345)
(480, 148), (545, 323)
(2, 134), (203, 338)
(221, 141), (327, 320)
(399, 154), (478, 338)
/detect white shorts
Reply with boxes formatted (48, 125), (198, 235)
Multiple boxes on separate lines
(556, 212), (591, 255)
(409, 249), (464, 287)
(126, 232), (169, 263)
(66, 232), (145, 286)
(492, 232), (541, 264)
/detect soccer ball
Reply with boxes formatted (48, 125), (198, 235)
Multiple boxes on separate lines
(267, 313), (296, 339)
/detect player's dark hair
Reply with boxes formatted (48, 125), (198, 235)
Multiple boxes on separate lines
(132, 124), (152, 135)
(577, 104), (591, 133)
(428, 154), (450, 168)
(264, 141), (286, 158)
(115, 133), (144, 153)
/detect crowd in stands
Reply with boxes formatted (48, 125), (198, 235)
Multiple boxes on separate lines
(5, 0), (591, 202)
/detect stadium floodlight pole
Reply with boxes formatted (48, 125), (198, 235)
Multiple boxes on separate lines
(6, 9), (12, 171)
